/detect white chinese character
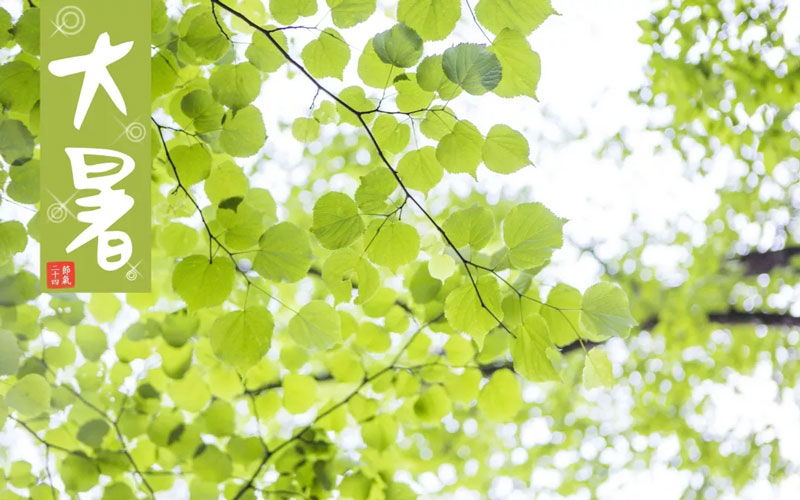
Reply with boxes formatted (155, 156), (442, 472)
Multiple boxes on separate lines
(64, 148), (134, 271)
(47, 32), (133, 130)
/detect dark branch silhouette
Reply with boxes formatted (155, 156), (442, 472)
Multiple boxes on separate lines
(736, 246), (800, 275)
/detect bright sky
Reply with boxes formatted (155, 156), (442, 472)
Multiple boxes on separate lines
(2, 0), (800, 498)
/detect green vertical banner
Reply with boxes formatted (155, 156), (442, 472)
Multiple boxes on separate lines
(40, 1), (151, 292)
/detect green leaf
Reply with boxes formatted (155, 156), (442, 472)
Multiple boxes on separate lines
(365, 220), (420, 271)
(356, 168), (397, 213)
(580, 282), (636, 338)
(358, 38), (396, 88)
(444, 335), (474, 366)
(102, 483), (136, 500)
(414, 385), (452, 422)
(168, 143), (212, 187)
(152, 0), (168, 33)
(6, 374), (50, 417)
(397, 0), (461, 41)
(442, 43), (502, 95)
(181, 89), (224, 133)
(192, 445), (233, 483)
(397, 147), (443, 193)
(210, 307), (274, 371)
(373, 23), (424, 68)
(180, 10), (230, 63)
(0, 329), (22, 376)
(442, 205), (494, 250)
(386, 482), (417, 500)
(269, 0), (317, 24)
(0, 271), (39, 306)
(254, 222), (312, 282)
(478, 369), (521, 422)
(152, 50), (178, 98)
(172, 256), (235, 310)
(512, 314), (559, 382)
(0, 221), (26, 265)
(0, 61), (39, 113)
(202, 399), (235, 436)
(210, 63), (262, 109)
(482, 124), (531, 174)
(420, 107), (457, 140)
(169, 370), (210, 411)
(283, 373), (318, 413)
(340, 473), (373, 500)
(361, 414), (398, 450)
(0, 120), (34, 165)
(288, 301), (342, 350)
(583, 349), (614, 389)
(337, 86), (375, 126)
(328, 0), (376, 28)
(0, 8), (12, 46)
(312, 192), (365, 249)
(417, 55), (460, 98)
(246, 30), (288, 73)
(356, 321), (391, 352)
(292, 117), (321, 143)
(60, 453), (98, 492)
(302, 29), (350, 79)
(160, 343), (193, 379)
(444, 276), (503, 346)
(540, 284), (583, 346)
(205, 162), (249, 203)
(76, 325), (107, 362)
(220, 105), (267, 157)
(322, 248), (379, 304)
(77, 419), (110, 448)
(475, 0), (557, 35)
(159, 222), (200, 257)
(13, 8), (39, 55)
(436, 120), (484, 177)
(9, 461), (35, 488)
(371, 114), (410, 153)
(6, 159), (40, 204)
(503, 202), (564, 269)
(88, 295), (121, 324)
(395, 75), (434, 112)
(490, 28), (541, 98)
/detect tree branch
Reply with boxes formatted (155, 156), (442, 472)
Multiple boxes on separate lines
(231, 318), (438, 500)
(709, 310), (800, 327)
(211, 0), (518, 341)
(737, 246), (800, 275)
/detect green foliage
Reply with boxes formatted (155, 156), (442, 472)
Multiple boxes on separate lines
(373, 23), (424, 68)
(490, 28), (541, 98)
(209, 63), (262, 109)
(503, 202), (564, 268)
(254, 221), (312, 281)
(482, 124), (531, 174)
(302, 29), (350, 79)
(442, 43), (502, 95)
(474, 0), (557, 36)
(397, 0), (460, 41)
(478, 368), (521, 421)
(311, 192), (365, 249)
(210, 307), (274, 370)
(581, 349), (613, 389)
(396, 147), (443, 193)
(579, 282), (636, 338)
(512, 314), (559, 382)
(6, 374), (50, 416)
(172, 255), (235, 310)
(0, 1), (642, 499)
